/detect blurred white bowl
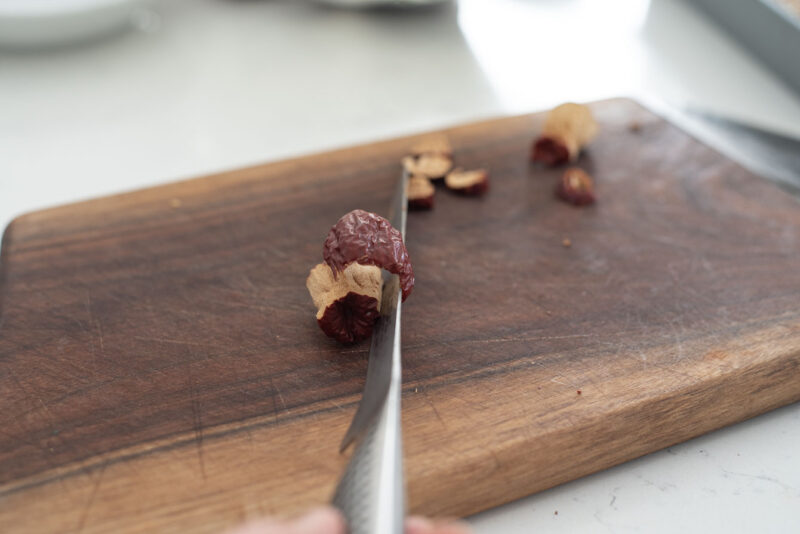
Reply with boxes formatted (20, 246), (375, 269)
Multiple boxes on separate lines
(0, 0), (145, 48)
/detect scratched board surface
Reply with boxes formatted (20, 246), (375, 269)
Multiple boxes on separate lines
(1, 99), (799, 533)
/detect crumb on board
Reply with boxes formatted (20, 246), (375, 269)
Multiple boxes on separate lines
(554, 510), (558, 516)
(628, 121), (642, 132)
(577, 390), (582, 395)
(562, 237), (572, 248)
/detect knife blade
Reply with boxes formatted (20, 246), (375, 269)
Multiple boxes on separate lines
(331, 169), (408, 534)
(652, 100), (800, 196)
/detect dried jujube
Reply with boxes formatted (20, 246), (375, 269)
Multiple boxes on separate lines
(531, 137), (571, 166)
(407, 175), (435, 211)
(410, 135), (453, 158)
(444, 168), (489, 196)
(306, 263), (382, 344)
(556, 167), (595, 206)
(402, 154), (453, 180)
(531, 103), (597, 166)
(323, 209), (414, 301)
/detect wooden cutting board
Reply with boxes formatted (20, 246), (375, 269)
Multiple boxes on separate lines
(1, 99), (799, 533)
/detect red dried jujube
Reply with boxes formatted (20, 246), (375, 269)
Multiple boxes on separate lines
(323, 209), (414, 301)
(556, 167), (595, 206)
(531, 136), (570, 166)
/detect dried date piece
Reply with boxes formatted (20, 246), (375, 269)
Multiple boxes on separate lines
(531, 103), (598, 166)
(556, 167), (595, 206)
(402, 154), (453, 180)
(531, 137), (570, 166)
(407, 175), (435, 211)
(444, 168), (489, 196)
(306, 263), (382, 344)
(410, 135), (453, 158)
(323, 209), (414, 301)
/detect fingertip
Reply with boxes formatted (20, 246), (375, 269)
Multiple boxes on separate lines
(292, 506), (346, 534)
(327, 507), (347, 533)
(224, 518), (284, 534)
(405, 516), (474, 534)
(406, 516), (434, 534)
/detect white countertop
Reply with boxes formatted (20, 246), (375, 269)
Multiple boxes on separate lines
(2, 0), (799, 532)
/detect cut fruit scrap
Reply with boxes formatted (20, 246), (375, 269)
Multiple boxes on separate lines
(402, 153), (453, 180)
(531, 137), (570, 167)
(323, 209), (414, 301)
(410, 135), (453, 158)
(531, 103), (598, 166)
(306, 263), (382, 344)
(556, 167), (595, 206)
(313, 209), (414, 344)
(407, 174), (435, 211)
(444, 168), (489, 196)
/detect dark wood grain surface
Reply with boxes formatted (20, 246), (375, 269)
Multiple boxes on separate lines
(1, 99), (799, 533)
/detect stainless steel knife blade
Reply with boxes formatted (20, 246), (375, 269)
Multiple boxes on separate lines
(653, 101), (800, 196)
(331, 170), (408, 534)
(338, 171), (408, 452)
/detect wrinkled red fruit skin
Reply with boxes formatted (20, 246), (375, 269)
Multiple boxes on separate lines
(323, 209), (414, 301)
(531, 136), (569, 166)
(556, 174), (595, 206)
(317, 292), (380, 344)
(408, 196), (434, 211)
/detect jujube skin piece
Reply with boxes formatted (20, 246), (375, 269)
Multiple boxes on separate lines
(323, 209), (414, 301)
(444, 168), (490, 196)
(556, 167), (595, 206)
(407, 175), (435, 211)
(531, 103), (598, 166)
(307, 209), (414, 344)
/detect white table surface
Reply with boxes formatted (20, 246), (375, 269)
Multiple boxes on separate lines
(2, 0), (799, 532)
